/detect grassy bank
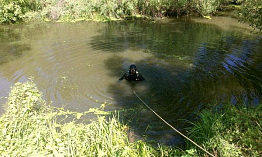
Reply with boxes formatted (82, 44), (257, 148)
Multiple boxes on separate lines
(0, 79), (179, 156)
(0, 80), (261, 156)
(1, 0), (261, 31)
(187, 105), (262, 156)
(0, 0), (244, 23)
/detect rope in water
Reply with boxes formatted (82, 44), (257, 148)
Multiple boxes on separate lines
(133, 91), (215, 157)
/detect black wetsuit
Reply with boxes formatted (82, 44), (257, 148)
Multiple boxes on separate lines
(119, 64), (145, 81)
(119, 71), (144, 81)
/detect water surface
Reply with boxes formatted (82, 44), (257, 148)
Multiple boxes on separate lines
(0, 17), (261, 144)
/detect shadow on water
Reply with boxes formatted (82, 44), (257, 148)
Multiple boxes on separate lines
(90, 18), (262, 145)
(104, 55), (190, 145)
(105, 39), (262, 145)
(0, 27), (31, 65)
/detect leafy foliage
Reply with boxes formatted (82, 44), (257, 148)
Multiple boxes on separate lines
(0, 0), (252, 23)
(239, 0), (262, 32)
(0, 0), (40, 23)
(0, 2), (24, 23)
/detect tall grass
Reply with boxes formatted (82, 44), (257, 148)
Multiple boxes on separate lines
(187, 105), (262, 156)
(0, 79), (180, 156)
(1, 79), (261, 156)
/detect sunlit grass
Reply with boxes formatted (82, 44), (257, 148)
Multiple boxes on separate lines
(187, 105), (262, 156)
(1, 79), (261, 156)
(0, 79), (179, 156)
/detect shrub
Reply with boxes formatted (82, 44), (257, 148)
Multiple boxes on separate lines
(0, 2), (24, 23)
(0, 0), (40, 23)
(239, 0), (262, 32)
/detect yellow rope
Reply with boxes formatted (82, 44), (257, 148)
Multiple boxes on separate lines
(133, 91), (215, 157)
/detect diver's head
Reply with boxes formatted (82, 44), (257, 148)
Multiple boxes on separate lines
(129, 64), (137, 75)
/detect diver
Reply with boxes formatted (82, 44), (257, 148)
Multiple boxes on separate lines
(119, 64), (145, 81)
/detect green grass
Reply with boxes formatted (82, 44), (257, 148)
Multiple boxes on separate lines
(187, 105), (262, 156)
(0, 79), (180, 156)
(0, 79), (261, 156)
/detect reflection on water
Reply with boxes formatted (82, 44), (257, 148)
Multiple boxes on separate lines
(0, 18), (261, 145)
(0, 27), (31, 65)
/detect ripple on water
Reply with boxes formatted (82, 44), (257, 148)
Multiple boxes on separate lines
(0, 20), (261, 145)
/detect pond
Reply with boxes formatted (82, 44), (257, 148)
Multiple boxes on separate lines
(0, 16), (261, 145)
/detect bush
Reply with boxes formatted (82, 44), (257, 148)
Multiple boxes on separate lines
(0, 0), (40, 23)
(1, 0), (258, 23)
(0, 2), (24, 23)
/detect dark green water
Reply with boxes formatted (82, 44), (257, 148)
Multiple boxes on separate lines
(0, 17), (261, 145)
